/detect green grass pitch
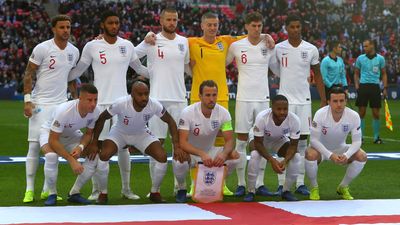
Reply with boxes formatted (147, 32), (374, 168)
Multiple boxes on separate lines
(0, 99), (399, 206)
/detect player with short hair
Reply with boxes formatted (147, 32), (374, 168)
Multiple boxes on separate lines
(87, 81), (182, 204)
(39, 84), (100, 206)
(226, 11), (278, 197)
(274, 13), (326, 195)
(354, 39), (387, 144)
(321, 40), (347, 98)
(173, 80), (239, 203)
(22, 14), (79, 203)
(305, 86), (367, 200)
(244, 94), (301, 202)
(68, 10), (148, 201)
(134, 7), (190, 197)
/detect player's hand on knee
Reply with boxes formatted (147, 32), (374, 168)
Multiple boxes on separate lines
(174, 147), (190, 163)
(71, 160), (84, 175)
(338, 155), (348, 165)
(144, 31), (156, 45)
(23, 102), (34, 118)
(85, 143), (99, 161)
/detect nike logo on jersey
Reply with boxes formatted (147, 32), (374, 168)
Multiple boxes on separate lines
(157, 45), (164, 48)
(195, 123), (201, 126)
(50, 55), (56, 58)
(282, 53), (288, 55)
(124, 116), (132, 118)
(99, 50), (105, 53)
(241, 50), (247, 53)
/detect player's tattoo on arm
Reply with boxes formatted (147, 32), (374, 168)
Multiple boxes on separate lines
(23, 62), (38, 94)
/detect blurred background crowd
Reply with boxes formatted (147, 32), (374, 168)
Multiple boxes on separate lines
(1, 0), (399, 94)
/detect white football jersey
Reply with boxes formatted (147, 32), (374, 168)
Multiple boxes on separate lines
(135, 33), (189, 102)
(29, 39), (79, 104)
(310, 106), (361, 150)
(178, 102), (231, 152)
(253, 108), (300, 143)
(226, 38), (276, 101)
(79, 37), (138, 104)
(275, 40), (319, 104)
(107, 95), (165, 134)
(43, 99), (100, 136)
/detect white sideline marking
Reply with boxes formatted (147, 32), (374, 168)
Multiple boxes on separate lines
(0, 204), (230, 224)
(263, 199), (400, 217)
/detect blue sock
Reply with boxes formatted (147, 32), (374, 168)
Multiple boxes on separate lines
(360, 119), (365, 137)
(372, 119), (380, 140)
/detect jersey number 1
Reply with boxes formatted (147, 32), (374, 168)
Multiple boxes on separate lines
(281, 56), (288, 67)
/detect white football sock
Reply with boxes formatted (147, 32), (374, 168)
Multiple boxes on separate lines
(255, 157), (267, 188)
(235, 139), (248, 187)
(97, 159), (109, 194)
(305, 159), (318, 187)
(151, 162), (167, 193)
(340, 160), (366, 187)
(172, 160), (189, 190)
(247, 150), (261, 193)
(118, 149), (131, 192)
(26, 142), (40, 191)
(70, 156), (98, 195)
(277, 157), (286, 186)
(296, 139), (307, 187)
(44, 152), (58, 195)
(283, 153), (300, 192)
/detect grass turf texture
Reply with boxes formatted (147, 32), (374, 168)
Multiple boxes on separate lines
(0, 99), (399, 206)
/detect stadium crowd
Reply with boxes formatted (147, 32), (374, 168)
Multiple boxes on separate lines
(1, 0), (399, 91)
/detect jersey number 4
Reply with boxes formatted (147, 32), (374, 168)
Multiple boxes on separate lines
(158, 49), (164, 59)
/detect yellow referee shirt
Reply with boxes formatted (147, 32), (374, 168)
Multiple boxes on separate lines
(189, 35), (244, 106)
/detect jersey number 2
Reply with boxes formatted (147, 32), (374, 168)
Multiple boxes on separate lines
(49, 59), (56, 69)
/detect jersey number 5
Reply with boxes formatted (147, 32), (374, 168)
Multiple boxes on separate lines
(100, 53), (107, 64)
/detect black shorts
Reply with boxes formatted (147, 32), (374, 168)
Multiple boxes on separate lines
(355, 83), (381, 108)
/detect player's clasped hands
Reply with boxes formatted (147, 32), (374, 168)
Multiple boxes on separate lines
(330, 153), (347, 165)
(213, 152), (228, 167)
(270, 158), (285, 174)
(23, 102), (35, 118)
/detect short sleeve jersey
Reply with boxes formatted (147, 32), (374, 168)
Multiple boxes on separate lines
(355, 54), (385, 84)
(178, 102), (232, 152)
(275, 40), (319, 104)
(79, 37), (138, 104)
(135, 33), (189, 102)
(310, 106), (361, 150)
(107, 96), (165, 134)
(29, 39), (79, 104)
(227, 38), (277, 101)
(43, 99), (100, 137)
(253, 108), (301, 143)
(188, 35), (244, 102)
